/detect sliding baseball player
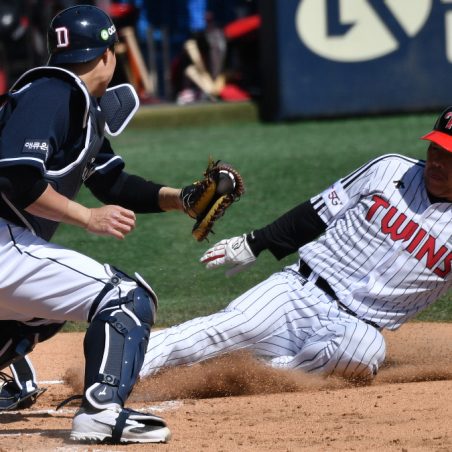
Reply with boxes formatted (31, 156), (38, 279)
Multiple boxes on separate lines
(141, 109), (451, 380)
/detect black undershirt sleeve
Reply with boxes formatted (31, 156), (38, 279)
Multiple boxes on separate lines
(85, 170), (164, 213)
(247, 200), (327, 260)
(0, 166), (48, 208)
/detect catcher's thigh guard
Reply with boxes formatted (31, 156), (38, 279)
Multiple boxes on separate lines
(83, 281), (156, 410)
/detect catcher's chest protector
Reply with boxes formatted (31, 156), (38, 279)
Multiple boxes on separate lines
(6, 67), (105, 240)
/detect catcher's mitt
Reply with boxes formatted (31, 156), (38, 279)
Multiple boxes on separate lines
(181, 159), (245, 241)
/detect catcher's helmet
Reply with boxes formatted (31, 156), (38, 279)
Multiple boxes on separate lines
(47, 5), (118, 66)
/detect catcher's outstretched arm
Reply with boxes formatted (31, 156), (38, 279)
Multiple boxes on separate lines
(87, 169), (186, 213)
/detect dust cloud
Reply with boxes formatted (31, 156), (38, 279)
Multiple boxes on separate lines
(65, 323), (452, 402)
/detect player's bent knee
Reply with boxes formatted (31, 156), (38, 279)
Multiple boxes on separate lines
(0, 321), (65, 371)
(83, 270), (158, 411)
(332, 354), (383, 381)
(325, 322), (386, 380)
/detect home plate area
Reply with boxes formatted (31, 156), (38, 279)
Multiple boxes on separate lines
(1, 325), (452, 451)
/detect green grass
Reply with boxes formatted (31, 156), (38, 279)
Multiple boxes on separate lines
(54, 103), (451, 329)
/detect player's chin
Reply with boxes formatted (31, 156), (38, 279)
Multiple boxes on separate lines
(425, 173), (449, 199)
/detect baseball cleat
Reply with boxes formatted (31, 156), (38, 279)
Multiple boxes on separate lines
(70, 406), (171, 444)
(0, 372), (46, 411)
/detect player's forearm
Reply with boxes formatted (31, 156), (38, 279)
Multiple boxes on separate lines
(25, 184), (91, 228)
(87, 171), (183, 213)
(248, 200), (327, 260)
(158, 187), (183, 211)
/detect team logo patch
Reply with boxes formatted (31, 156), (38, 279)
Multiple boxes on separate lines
(321, 181), (350, 217)
(100, 25), (116, 41)
(393, 179), (405, 189)
(55, 26), (69, 48)
(22, 139), (50, 159)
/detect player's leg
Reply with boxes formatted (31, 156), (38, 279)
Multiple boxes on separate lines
(70, 268), (171, 444)
(0, 224), (170, 442)
(141, 270), (320, 377)
(0, 356), (45, 411)
(141, 309), (251, 375)
(140, 264), (385, 381)
(270, 316), (386, 380)
(0, 224), (138, 322)
(326, 320), (386, 379)
(0, 320), (65, 371)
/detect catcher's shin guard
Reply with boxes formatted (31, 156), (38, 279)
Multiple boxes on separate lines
(83, 284), (156, 410)
(0, 356), (46, 411)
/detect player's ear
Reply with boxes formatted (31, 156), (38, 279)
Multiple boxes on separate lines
(101, 49), (109, 64)
(103, 45), (116, 66)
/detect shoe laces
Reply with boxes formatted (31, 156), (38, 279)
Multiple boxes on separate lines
(56, 394), (83, 411)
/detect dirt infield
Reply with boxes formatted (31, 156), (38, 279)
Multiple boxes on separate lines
(1, 323), (452, 451)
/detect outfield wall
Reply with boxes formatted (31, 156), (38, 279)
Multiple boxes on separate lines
(259, 0), (452, 121)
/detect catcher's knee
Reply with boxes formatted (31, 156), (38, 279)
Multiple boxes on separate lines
(0, 356), (46, 411)
(83, 270), (157, 410)
(0, 320), (65, 371)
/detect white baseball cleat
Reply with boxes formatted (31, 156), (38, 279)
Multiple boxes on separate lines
(70, 406), (171, 443)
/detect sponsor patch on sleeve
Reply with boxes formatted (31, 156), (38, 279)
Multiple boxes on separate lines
(22, 139), (49, 160)
(321, 181), (350, 217)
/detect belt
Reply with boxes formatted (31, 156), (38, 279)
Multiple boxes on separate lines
(298, 261), (381, 330)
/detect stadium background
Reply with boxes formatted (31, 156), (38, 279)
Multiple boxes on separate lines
(0, 2), (451, 451)
(32, 0), (447, 329)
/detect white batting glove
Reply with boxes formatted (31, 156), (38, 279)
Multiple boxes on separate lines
(200, 234), (256, 277)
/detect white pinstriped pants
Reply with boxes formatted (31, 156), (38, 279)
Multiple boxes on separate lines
(0, 219), (138, 322)
(141, 267), (386, 380)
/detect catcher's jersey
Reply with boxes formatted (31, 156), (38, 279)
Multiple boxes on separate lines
(0, 67), (124, 240)
(303, 154), (451, 330)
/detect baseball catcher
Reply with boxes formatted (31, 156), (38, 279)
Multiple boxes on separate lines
(0, 4), (243, 444)
(180, 158), (245, 241)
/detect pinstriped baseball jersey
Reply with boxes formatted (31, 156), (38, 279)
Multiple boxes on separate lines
(304, 154), (451, 330)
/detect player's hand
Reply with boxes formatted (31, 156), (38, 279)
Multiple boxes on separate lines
(200, 234), (256, 277)
(86, 205), (136, 239)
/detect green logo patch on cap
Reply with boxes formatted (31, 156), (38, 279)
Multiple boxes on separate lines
(100, 29), (109, 41)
